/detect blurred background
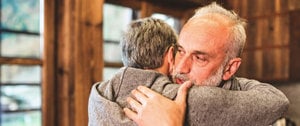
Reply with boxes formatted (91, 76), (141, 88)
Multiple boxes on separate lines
(0, 0), (299, 126)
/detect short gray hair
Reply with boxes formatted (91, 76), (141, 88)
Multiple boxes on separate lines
(191, 2), (247, 59)
(121, 17), (178, 69)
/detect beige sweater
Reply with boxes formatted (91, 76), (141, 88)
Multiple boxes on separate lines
(88, 67), (289, 126)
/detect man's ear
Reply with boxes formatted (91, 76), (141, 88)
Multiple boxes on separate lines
(167, 46), (175, 64)
(165, 46), (176, 74)
(222, 58), (241, 80)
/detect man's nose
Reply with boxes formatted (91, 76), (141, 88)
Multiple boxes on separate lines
(176, 55), (192, 74)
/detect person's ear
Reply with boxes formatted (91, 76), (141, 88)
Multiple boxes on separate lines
(167, 46), (175, 64)
(222, 58), (241, 80)
(165, 46), (176, 74)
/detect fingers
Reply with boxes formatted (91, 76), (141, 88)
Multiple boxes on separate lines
(136, 86), (157, 98)
(131, 89), (148, 105)
(124, 107), (138, 121)
(127, 97), (142, 112)
(126, 86), (154, 116)
(175, 81), (192, 105)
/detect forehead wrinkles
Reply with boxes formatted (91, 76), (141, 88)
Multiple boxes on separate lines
(188, 14), (231, 37)
(184, 14), (231, 52)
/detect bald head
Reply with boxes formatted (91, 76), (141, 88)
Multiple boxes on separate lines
(187, 2), (247, 59)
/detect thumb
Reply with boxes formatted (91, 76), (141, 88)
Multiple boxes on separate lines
(175, 81), (192, 105)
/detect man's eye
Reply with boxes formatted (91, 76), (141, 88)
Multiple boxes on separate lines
(177, 49), (185, 55)
(193, 55), (207, 64)
(194, 55), (204, 61)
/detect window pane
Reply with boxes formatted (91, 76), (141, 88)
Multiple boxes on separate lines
(1, 85), (41, 111)
(1, 0), (40, 32)
(104, 42), (122, 63)
(103, 4), (133, 41)
(1, 111), (41, 126)
(1, 65), (41, 83)
(152, 13), (181, 33)
(103, 67), (121, 81)
(0, 32), (41, 58)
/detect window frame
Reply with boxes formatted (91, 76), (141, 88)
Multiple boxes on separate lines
(0, 0), (43, 125)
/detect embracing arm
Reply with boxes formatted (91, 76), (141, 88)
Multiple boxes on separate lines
(88, 83), (137, 126)
(125, 78), (289, 126)
(185, 78), (289, 126)
(124, 81), (192, 126)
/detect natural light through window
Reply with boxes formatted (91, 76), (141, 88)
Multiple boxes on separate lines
(0, 0), (42, 126)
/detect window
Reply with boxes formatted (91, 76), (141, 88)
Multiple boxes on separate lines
(0, 0), (42, 126)
(103, 3), (139, 80)
(151, 13), (181, 33)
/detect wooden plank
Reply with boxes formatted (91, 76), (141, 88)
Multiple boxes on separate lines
(262, 48), (289, 81)
(42, 0), (56, 126)
(289, 10), (300, 81)
(229, 0), (289, 19)
(0, 57), (42, 65)
(288, 0), (300, 11)
(231, 0), (291, 82)
(151, 3), (192, 19)
(238, 48), (289, 82)
(237, 50), (263, 80)
(273, 14), (290, 46)
(140, 1), (153, 18)
(244, 15), (290, 51)
(55, 0), (73, 125)
(48, 0), (104, 126)
(73, 0), (104, 126)
(106, 0), (141, 10)
(105, 62), (123, 68)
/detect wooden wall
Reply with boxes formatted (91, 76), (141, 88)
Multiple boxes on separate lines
(226, 1), (300, 124)
(289, 9), (300, 81)
(227, 0), (300, 82)
(43, 0), (103, 126)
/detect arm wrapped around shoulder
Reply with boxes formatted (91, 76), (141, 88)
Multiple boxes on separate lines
(185, 78), (289, 126)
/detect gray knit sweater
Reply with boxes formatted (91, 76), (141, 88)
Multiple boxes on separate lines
(88, 67), (289, 126)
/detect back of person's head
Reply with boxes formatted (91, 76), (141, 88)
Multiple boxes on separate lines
(190, 2), (247, 59)
(121, 17), (178, 69)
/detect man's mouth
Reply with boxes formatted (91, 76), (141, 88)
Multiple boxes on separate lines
(175, 78), (184, 84)
(173, 73), (190, 84)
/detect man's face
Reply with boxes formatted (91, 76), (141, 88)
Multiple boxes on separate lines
(172, 18), (229, 86)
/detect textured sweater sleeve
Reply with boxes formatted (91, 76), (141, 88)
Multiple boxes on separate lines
(88, 68), (138, 126)
(185, 77), (289, 126)
(88, 82), (139, 126)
